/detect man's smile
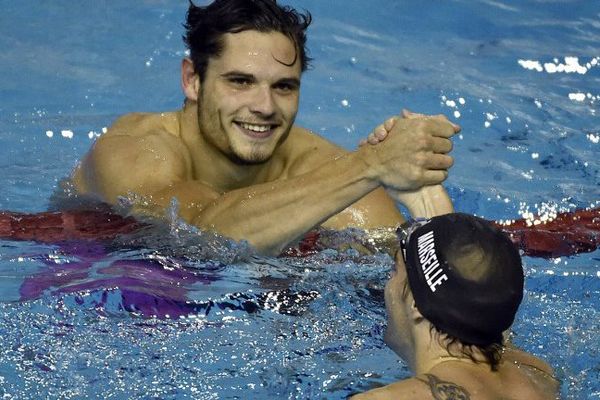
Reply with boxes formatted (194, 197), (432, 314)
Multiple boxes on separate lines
(234, 121), (278, 139)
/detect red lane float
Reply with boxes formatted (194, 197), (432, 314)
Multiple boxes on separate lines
(1, 208), (599, 258)
(0, 210), (143, 242)
(493, 207), (600, 258)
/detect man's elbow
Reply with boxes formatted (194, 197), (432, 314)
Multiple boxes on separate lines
(192, 213), (283, 257)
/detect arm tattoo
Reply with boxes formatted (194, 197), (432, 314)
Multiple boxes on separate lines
(423, 374), (471, 400)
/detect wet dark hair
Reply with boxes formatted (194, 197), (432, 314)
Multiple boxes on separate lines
(183, 0), (312, 81)
(401, 280), (503, 371)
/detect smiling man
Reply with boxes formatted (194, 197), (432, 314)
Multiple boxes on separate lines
(69, 0), (458, 255)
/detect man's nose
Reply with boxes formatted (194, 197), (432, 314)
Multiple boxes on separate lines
(250, 84), (276, 116)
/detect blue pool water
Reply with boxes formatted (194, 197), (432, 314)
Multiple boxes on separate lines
(0, 0), (599, 398)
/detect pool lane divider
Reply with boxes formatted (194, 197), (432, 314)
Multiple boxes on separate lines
(0, 207), (598, 258)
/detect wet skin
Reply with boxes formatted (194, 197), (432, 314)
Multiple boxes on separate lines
(71, 30), (457, 255)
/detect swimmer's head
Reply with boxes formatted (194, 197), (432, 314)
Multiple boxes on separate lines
(184, 0), (312, 82)
(390, 213), (524, 371)
(397, 213), (524, 347)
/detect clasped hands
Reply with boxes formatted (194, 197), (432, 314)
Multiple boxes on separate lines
(358, 110), (460, 205)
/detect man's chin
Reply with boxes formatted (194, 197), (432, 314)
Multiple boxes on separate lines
(228, 132), (288, 165)
(229, 151), (272, 166)
(231, 157), (270, 166)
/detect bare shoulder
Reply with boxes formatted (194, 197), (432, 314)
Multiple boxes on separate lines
(73, 111), (192, 201)
(431, 358), (559, 400)
(94, 110), (188, 160)
(107, 111), (181, 138)
(350, 378), (434, 400)
(281, 126), (347, 175)
(286, 125), (343, 148)
(503, 347), (555, 376)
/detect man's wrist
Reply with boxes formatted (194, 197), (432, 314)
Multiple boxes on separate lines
(355, 145), (382, 184)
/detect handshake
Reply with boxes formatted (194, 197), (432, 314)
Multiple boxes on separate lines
(357, 109), (460, 193)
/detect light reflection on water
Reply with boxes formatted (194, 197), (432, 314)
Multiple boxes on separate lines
(0, 246), (400, 399)
(0, 232), (598, 398)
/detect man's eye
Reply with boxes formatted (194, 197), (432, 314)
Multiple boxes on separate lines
(274, 83), (297, 93)
(229, 78), (251, 86)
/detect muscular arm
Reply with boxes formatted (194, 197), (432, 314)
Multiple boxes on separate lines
(73, 114), (455, 255)
(194, 117), (454, 254)
(77, 137), (393, 254)
(194, 150), (398, 255)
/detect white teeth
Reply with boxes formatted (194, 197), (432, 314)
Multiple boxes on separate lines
(240, 123), (271, 132)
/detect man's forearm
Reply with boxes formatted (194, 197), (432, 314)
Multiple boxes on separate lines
(387, 185), (454, 220)
(406, 185), (454, 219)
(194, 151), (382, 255)
(132, 114), (456, 255)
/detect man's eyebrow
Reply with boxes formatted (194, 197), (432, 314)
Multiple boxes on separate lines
(221, 72), (300, 88)
(220, 71), (256, 80)
(275, 77), (301, 87)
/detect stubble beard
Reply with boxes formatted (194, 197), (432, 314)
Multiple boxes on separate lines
(231, 124), (293, 165)
(196, 91), (294, 166)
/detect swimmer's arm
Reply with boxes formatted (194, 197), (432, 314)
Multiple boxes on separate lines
(287, 140), (403, 230)
(75, 117), (454, 255)
(72, 130), (218, 221)
(320, 186), (404, 230)
(193, 149), (395, 255)
(75, 128), (396, 254)
(196, 114), (454, 255)
(386, 185), (454, 219)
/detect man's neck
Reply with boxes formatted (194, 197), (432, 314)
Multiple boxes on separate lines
(411, 324), (488, 375)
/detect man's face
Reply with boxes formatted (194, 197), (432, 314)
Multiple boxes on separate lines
(383, 252), (413, 359)
(197, 30), (301, 164)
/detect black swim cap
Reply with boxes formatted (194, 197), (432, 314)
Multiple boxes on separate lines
(403, 213), (524, 346)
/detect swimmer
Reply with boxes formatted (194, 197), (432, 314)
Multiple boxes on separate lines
(351, 213), (559, 399)
(66, 0), (459, 255)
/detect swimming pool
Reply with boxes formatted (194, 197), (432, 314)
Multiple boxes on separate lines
(0, 0), (598, 398)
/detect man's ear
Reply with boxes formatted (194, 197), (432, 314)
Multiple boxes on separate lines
(181, 58), (200, 101)
(410, 300), (425, 323)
